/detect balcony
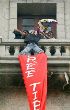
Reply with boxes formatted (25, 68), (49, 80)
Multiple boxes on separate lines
(0, 37), (70, 88)
(0, 37), (70, 73)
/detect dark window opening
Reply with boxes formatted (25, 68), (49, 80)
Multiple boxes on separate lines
(17, 3), (56, 38)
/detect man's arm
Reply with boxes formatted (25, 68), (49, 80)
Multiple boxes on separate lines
(13, 29), (26, 38)
(13, 29), (23, 35)
(39, 31), (50, 39)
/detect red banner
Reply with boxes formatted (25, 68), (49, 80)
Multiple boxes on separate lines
(18, 53), (48, 110)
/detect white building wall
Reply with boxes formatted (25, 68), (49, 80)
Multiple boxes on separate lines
(57, 3), (65, 39)
(9, 2), (17, 39)
(64, 0), (70, 39)
(0, 0), (9, 39)
(0, 0), (70, 39)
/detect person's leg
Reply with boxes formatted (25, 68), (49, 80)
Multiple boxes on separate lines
(19, 43), (33, 54)
(33, 43), (44, 54)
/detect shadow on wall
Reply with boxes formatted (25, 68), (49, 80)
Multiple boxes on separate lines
(48, 73), (70, 92)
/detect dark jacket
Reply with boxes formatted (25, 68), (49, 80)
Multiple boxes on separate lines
(24, 34), (41, 44)
(13, 31), (22, 39)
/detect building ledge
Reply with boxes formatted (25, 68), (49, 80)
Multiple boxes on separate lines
(0, 56), (70, 74)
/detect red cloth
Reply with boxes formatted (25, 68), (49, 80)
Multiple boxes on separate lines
(18, 53), (48, 110)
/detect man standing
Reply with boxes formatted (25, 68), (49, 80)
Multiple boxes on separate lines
(13, 29), (44, 55)
(20, 31), (44, 55)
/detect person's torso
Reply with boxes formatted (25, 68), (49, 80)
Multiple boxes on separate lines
(24, 34), (41, 44)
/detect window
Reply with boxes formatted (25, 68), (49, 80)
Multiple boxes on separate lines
(22, 19), (35, 31)
(17, 3), (56, 38)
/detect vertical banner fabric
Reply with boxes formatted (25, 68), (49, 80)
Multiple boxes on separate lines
(18, 53), (48, 110)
